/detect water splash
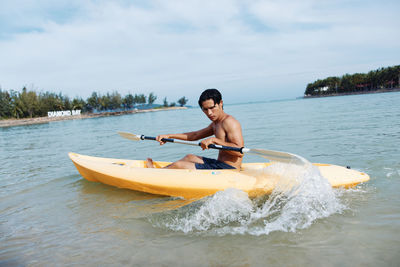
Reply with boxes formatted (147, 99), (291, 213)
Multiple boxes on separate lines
(384, 167), (400, 178)
(149, 163), (346, 236)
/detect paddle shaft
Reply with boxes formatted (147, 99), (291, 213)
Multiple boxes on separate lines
(139, 135), (247, 153)
(117, 131), (307, 165)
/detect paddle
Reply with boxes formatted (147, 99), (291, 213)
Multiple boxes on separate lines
(118, 131), (308, 165)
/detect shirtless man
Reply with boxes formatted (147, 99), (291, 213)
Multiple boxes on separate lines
(146, 88), (244, 170)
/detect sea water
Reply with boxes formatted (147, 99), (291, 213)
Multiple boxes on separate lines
(1, 92), (399, 266)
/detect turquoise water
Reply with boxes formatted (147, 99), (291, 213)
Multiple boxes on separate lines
(1, 92), (400, 266)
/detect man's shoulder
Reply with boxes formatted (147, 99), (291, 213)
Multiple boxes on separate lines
(224, 114), (239, 122)
(222, 114), (241, 127)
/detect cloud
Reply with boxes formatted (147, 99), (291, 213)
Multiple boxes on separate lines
(0, 0), (399, 104)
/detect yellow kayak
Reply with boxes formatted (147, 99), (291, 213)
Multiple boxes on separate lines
(69, 152), (370, 199)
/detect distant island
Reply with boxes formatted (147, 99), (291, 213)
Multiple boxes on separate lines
(0, 106), (187, 128)
(0, 88), (190, 127)
(304, 65), (400, 97)
(0, 88), (189, 120)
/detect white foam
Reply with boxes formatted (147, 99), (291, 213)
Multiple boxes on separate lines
(382, 166), (400, 178)
(151, 163), (346, 235)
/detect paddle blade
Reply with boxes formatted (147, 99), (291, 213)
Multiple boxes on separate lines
(247, 148), (309, 165)
(118, 131), (142, 141)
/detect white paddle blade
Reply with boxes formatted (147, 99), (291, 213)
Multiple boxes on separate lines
(246, 148), (309, 165)
(118, 131), (142, 141)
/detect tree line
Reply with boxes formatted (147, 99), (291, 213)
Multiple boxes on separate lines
(305, 65), (400, 96)
(0, 88), (189, 119)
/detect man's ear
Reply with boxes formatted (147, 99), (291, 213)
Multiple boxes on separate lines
(220, 100), (223, 109)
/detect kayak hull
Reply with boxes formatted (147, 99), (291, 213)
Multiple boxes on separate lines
(69, 152), (370, 199)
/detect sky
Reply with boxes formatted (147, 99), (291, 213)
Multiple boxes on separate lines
(0, 0), (399, 105)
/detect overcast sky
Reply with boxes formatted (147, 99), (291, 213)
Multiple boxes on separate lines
(1, 0), (399, 104)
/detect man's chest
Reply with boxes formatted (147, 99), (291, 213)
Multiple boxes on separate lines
(213, 124), (227, 140)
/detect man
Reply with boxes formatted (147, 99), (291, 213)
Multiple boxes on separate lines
(146, 88), (244, 170)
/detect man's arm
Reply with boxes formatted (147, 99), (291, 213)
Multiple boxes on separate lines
(156, 124), (214, 144)
(200, 117), (244, 157)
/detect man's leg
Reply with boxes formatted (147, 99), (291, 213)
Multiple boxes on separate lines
(165, 154), (204, 169)
(146, 154), (204, 169)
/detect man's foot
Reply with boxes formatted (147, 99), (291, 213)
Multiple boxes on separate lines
(146, 158), (154, 168)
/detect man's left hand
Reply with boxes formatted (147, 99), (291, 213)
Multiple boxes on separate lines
(200, 137), (216, 150)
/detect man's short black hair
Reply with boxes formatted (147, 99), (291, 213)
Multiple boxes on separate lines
(198, 88), (222, 107)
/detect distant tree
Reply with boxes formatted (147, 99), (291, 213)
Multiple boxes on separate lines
(11, 90), (23, 118)
(87, 92), (100, 111)
(38, 91), (63, 116)
(123, 93), (134, 109)
(341, 74), (354, 92)
(134, 94), (146, 104)
(325, 76), (340, 94)
(99, 93), (111, 110)
(62, 94), (72, 111)
(177, 96), (188, 107)
(109, 91), (122, 110)
(148, 92), (157, 105)
(163, 97), (168, 107)
(19, 87), (40, 118)
(169, 102), (176, 107)
(0, 89), (13, 118)
(72, 97), (85, 110)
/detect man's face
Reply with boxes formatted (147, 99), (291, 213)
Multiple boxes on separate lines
(201, 99), (222, 121)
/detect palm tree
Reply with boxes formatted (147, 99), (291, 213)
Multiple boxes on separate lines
(178, 96), (188, 107)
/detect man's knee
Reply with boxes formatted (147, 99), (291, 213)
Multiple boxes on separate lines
(169, 160), (196, 169)
(174, 160), (187, 169)
(182, 154), (197, 161)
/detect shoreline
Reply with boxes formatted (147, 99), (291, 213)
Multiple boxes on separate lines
(0, 106), (187, 128)
(303, 87), (400, 98)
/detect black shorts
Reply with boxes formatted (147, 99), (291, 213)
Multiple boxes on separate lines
(195, 157), (236, 170)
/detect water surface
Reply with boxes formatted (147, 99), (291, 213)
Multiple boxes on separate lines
(1, 92), (399, 266)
